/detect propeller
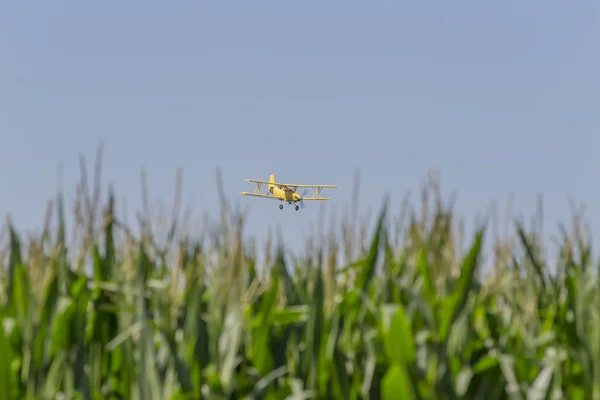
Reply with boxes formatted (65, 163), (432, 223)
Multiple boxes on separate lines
(298, 189), (309, 209)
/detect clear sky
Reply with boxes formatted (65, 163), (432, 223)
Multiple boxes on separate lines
(1, 1), (599, 267)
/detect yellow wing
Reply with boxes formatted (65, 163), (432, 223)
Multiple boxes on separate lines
(278, 183), (337, 188)
(297, 197), (331, 201)
(244, 178), (336, 189)
(240, 192), (281, 200)
(244, 179), (271, 185)
(286, 184), (336, 200)
(242, 177), (336, 201)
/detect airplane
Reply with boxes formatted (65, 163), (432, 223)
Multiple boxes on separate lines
(241, 174), (337, 210)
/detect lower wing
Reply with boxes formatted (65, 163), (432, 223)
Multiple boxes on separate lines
(240, 192), (281, 200)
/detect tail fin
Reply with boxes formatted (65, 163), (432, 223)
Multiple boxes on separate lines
(269, 174), (275, 192)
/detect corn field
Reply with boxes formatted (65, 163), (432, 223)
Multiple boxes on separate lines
(1, 158), (599, 400)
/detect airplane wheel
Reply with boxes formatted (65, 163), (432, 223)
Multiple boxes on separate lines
(295, 205), (299, 211)
(279, 204), (283, 210)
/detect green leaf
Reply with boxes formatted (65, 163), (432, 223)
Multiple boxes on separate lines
(438, 227), (484, 340)
(381, 365), (416, 400)
(272, 306), (309, 327)
(383, 304), (415, 365)
(356, 199), (388, 293)
(0, 316), (16, 400)
(417, 247), (435, 306)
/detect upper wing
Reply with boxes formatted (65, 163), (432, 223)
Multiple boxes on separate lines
(240, 192), (280, 200)
(244, 179), (336, 189)
(277, 183), (337, 188)
(244, 179), (271, 185)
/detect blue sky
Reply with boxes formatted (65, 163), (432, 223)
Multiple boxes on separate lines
(1, 1), (599, 267)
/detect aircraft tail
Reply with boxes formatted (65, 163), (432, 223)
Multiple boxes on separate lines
(269, 174), (275, 192)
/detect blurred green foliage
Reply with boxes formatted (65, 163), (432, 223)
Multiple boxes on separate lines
(1, 154), (599, 399)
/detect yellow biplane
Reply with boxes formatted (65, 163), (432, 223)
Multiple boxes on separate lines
(241, 174), (337, 210)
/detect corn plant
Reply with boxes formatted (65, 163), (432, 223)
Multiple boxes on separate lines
(1, 155), (599, 399)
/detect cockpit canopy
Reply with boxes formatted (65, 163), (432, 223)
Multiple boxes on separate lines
(279, 185), (293, 192)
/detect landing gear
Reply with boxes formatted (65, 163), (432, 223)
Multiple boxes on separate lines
(279, 202), (300, 211)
